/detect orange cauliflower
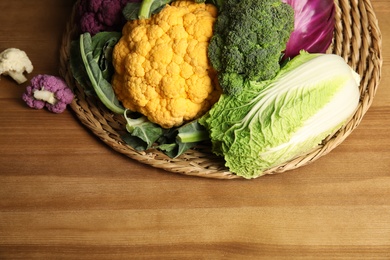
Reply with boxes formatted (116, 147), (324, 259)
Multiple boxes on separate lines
(112, 0), (221, 128)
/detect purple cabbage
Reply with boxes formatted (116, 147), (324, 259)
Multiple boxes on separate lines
(282, 0), (335, 60)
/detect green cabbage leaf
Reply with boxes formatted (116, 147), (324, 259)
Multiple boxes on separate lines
(199, 52), (361, 179)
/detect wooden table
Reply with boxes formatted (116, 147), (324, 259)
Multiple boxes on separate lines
(0, 0), (389, 259)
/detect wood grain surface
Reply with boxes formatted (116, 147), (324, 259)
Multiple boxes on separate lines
(0, 0), (389, 259)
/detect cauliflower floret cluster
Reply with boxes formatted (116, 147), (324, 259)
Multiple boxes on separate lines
(77, 0), (141, 35)
(0, 48), (33, 84)
(22, 74), (74, 113)
(112, 0), (221, 129)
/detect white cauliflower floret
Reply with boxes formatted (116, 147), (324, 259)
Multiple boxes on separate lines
(0, 48), (33, 84)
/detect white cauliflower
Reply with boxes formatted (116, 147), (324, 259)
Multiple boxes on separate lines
(0, 48), (33, 84)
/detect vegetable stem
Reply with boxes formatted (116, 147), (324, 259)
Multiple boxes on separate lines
(33, 88), (57, 105)
(177, 130), (209, 143)
(138, 0), (153, 19)
(7, 71), (28, 85)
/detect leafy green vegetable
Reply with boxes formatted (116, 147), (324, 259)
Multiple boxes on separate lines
(123, 0), (174, 20)
(157, 120), (209, 158)
(70, 32), (122, 96)
(176, 122), (209, 144)
(90, 32), (119, 81)
(122, 110), (164, 151)
(70, 40), (95, 96)
(78, 32), (125, 114)
(121, 110), (209, 158)
(122, 2), (142, 21)
(70, 32), (125, 113)
(199, 52), (361, 179)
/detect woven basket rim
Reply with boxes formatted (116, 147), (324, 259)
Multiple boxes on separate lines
(59, 0), (383, 179)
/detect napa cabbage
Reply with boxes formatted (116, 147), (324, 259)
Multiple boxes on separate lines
(199, 52), (361, 179)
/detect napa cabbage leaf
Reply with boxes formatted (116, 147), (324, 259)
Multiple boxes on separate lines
(199, 52), (361, 179)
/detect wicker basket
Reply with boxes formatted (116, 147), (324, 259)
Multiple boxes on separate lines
(59, 0), (382, 179)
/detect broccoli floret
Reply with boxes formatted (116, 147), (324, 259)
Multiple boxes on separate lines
(208, 0), (294, 95)
(218, 72), (247, 96)
(222, 46), (245, 73)
(207, 34), (223, 72)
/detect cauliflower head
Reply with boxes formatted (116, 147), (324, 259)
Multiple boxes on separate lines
(112, 0), (221, 129)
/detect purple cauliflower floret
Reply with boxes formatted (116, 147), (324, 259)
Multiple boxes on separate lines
(77, 0), (141, 35)
(22, 74), (74, 113)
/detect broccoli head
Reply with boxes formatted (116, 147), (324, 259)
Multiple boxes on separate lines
(208, 0), (294, 95)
